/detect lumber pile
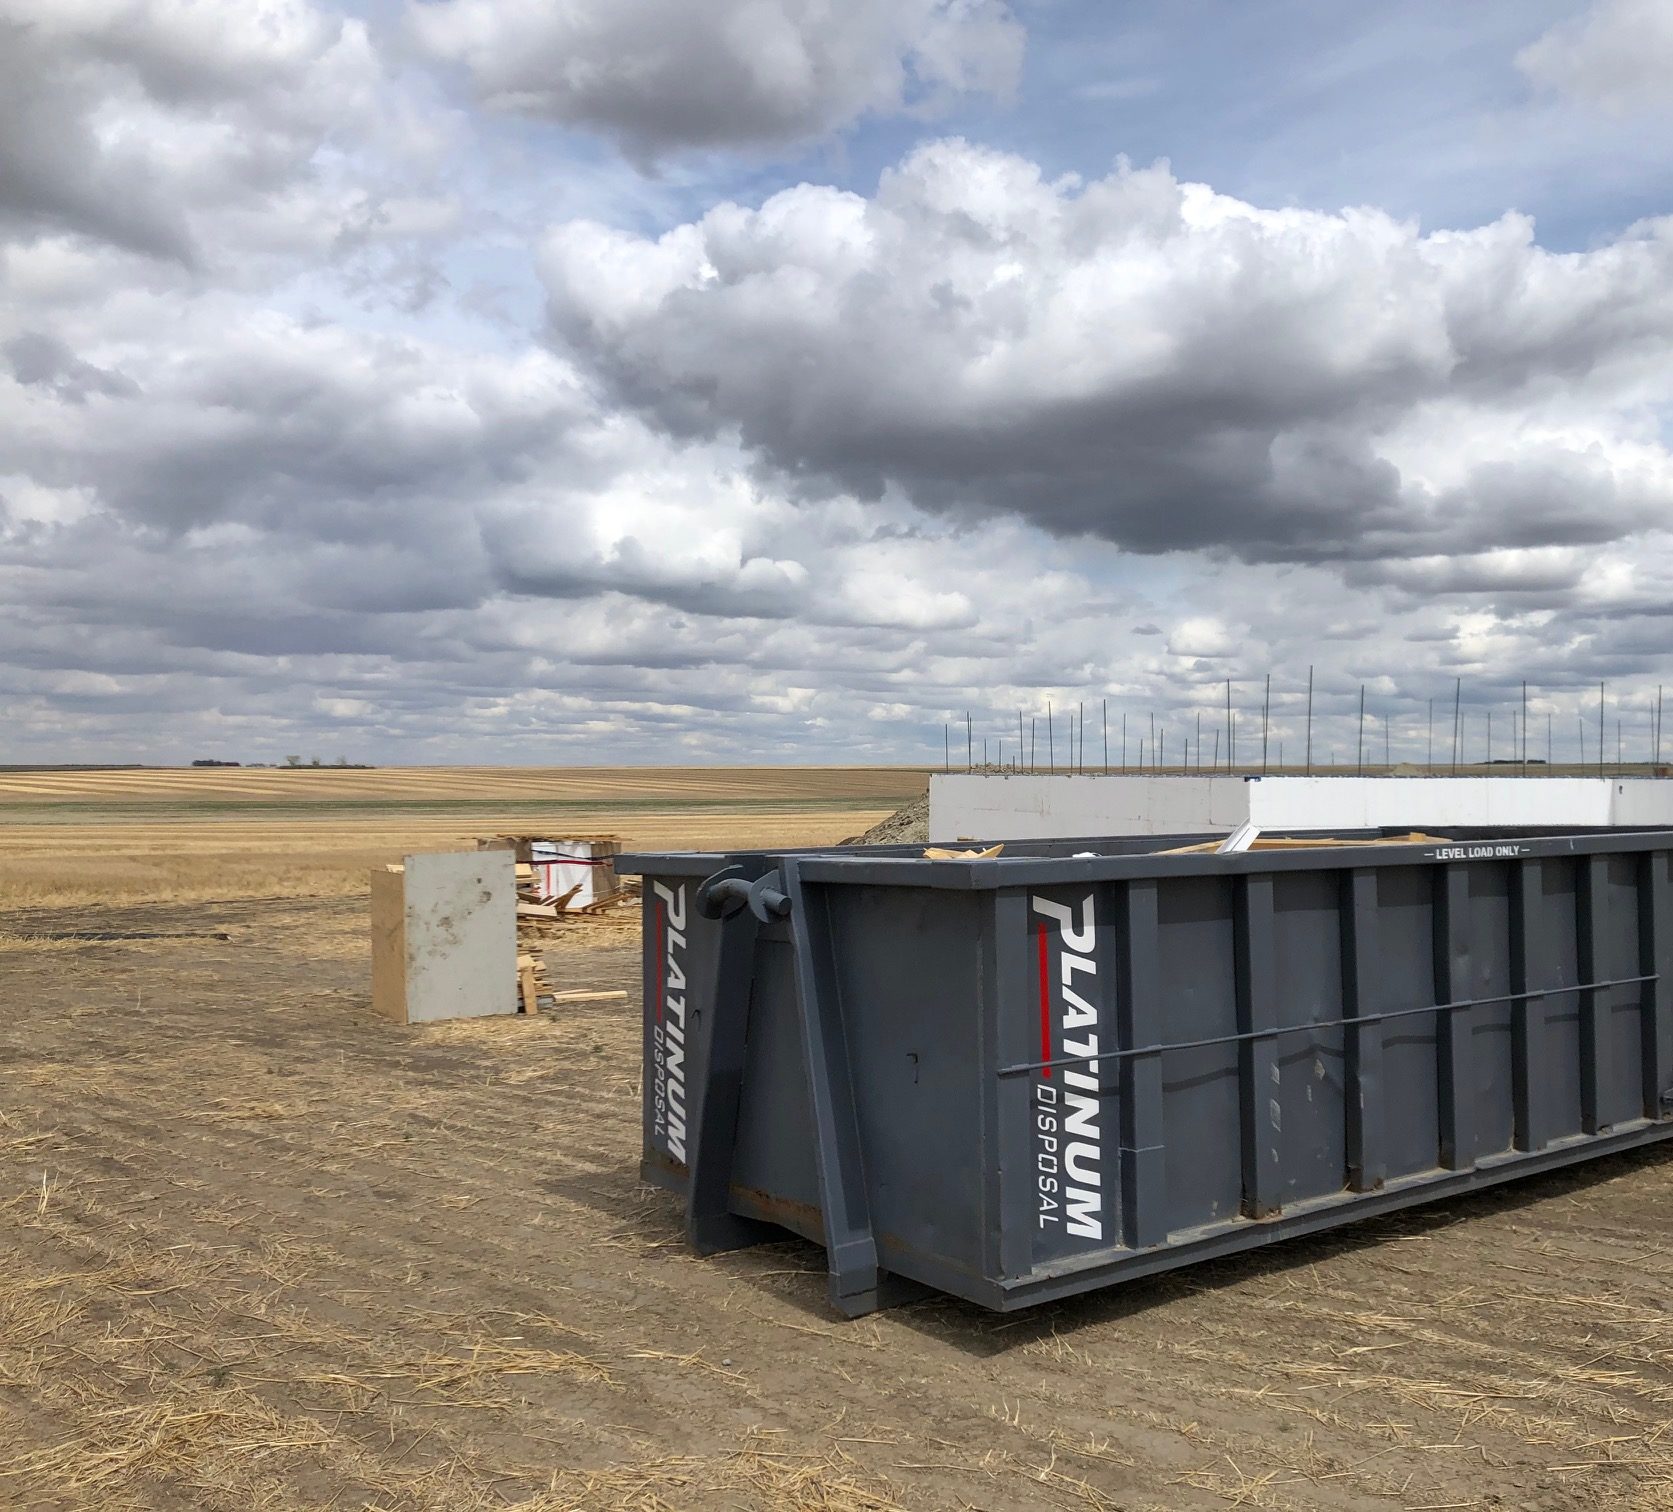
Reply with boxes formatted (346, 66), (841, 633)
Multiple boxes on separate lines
(513, 864), (639, 925)
(512, 865), (640, 945)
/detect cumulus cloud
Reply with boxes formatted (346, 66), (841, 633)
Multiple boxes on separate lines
(4, 306), (591, 539)
(1519, 0), (1673, 114)
(0, 262), (1093, 764)
(0, 0), (392, 263)
(410, 0), (1023, 157)
(540, 140), (1673, 569)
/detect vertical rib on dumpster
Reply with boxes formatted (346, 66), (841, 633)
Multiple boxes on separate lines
(1342, 867), (1384, 1191)
(1234, 874), (1281, 1218)
(991, 890), (1033, 1282)
(1639, 851), (1669, 1120)
(780, 857), (888, 1317)
(1576, 856), (1606, 1134)
(1117, 879), (1167, 1248)
(1435, 864), (1474, 1170)
(1509, 860), (1548, 1153)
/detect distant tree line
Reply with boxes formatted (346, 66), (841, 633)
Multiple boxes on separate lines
(279, 755), (375, 769)
(188, 756), (376, 768)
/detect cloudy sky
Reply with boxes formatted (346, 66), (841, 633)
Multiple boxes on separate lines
(3, 0), (1672, 767)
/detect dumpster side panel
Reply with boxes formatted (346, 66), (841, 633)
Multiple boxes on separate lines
(1465, 864), (1515, 1162)
(1600, 853), (1647, 1129)
(727, 929), (824, 1235)
(1651, 850), (1673, 1114)
(1532, 860), (1585, 1141)
(1154, 877), (1242, 1233)
(1270, 870), (1348, 1207)
(728, 890), (993, 1280)
(832, 888), (988, 1282)
(1373, 867), (1442, 1179)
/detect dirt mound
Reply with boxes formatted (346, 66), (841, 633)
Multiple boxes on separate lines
(845, 791), (929, 845)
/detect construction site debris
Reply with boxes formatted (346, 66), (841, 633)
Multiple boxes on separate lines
(481, 834), (624, 911)
(509, 838), (641, 965)
(844, 792), (929, 845)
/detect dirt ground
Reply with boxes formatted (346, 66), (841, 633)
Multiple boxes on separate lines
(4, 890), (1673, 1511)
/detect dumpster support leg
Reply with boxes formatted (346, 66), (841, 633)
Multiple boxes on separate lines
(684, 903), (777, 1255)
(780, 858), (902, 1317)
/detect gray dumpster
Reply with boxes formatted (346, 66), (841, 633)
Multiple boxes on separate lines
(618, 828), (1673, 1317)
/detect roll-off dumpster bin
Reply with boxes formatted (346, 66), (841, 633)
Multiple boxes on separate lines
(619, 828), (1673, 1316)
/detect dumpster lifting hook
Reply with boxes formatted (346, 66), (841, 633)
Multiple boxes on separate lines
(697, 865), (791, 923)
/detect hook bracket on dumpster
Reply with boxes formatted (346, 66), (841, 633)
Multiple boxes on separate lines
(697, 865), (791, 923)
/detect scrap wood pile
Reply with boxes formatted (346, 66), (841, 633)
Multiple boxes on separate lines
(513, 861), (641, 935)
(474, 834), (641, 937)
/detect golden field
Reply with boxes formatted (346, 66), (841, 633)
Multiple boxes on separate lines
(0, 765), (928, 909)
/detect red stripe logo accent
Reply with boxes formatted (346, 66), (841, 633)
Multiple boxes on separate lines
(1036, 920), (1052, 1076)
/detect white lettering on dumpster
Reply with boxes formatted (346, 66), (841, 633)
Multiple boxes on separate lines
(651, 881), (689, 1164)
(1032, 893), (1104, 1243)
(1428, 843), (1529, 860)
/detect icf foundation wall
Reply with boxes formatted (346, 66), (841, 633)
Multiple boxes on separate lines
(930, 774), (1673, 842)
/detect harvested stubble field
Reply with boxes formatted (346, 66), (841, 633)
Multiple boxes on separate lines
(0, 766), (924, 910)
(4, 768), (1673, 1510)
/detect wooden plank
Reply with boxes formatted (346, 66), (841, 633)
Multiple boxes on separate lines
(369, 866), (408, 1024)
